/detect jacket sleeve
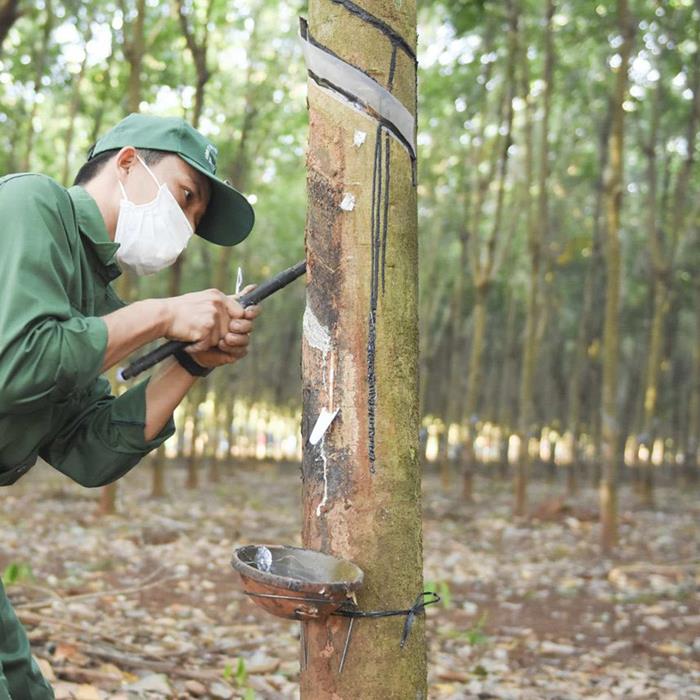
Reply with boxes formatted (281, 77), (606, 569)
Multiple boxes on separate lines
(0, 175), (108, 415)
(39, 377), (176, 487)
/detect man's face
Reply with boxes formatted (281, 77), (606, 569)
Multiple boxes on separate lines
(125, 152), (212, 233)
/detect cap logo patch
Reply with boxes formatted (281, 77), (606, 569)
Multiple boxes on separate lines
(204, 143), (218, 171)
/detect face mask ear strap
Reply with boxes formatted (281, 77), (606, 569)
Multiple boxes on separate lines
(118, 180), (129, 201)
(136, 154), (162, 188)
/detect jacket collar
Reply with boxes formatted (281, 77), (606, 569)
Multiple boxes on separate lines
(68, 186), (121, 282)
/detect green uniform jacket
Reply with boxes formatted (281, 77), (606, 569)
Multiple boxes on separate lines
(0, 173), (175, 487)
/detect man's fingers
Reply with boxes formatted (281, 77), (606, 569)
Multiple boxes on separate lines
(244, 304), (261, 320)
(225, 295), (245, 318)
(229, 318), (253, 334)
(186, 340), (210, 353)
(220, 332), (250, 348)
(187, 344), (249, 369)
(229, 334), (250, 347)
(217, 308), (229, 346)
(216, 342), (248, 357)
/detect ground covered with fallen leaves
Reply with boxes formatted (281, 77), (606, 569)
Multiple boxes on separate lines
(0, 460), (699, 699)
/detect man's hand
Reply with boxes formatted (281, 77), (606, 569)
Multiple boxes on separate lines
(162, 288), (250, 352)
(187, 310), (259, 368)
(187, 284), (261, 369)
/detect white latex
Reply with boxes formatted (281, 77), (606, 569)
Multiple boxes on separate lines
(114, 156), (193, 276)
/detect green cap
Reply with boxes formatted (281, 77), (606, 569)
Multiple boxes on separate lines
(89, 113), (254, 246)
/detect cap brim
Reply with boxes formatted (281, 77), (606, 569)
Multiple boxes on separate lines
(180, 155), (255, 246)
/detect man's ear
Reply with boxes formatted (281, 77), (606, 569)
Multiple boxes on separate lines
(114, 146), (138, 182)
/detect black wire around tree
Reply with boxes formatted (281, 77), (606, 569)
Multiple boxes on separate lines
(243, 590), (440, 649)
(332, 591), (441, 648)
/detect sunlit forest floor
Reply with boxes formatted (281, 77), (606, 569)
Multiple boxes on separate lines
(1, 461), (699, 699)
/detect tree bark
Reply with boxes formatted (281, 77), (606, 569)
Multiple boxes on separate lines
(149, 252), (185, 498)
(600, 0), (634, 553)
(207, 391), (224, 483)
(462, 0), (519, 501)
(496, 291), (517, 479)
(300, 1), (425, 696)
(214, 15), (261, 293)
(99, 0), (147, 515)
(176, 0), (214, 128)
(462, 280), (488, 500)
(61, 30), (91, 185)
(89, 36), (117, 147)
(515, 0), (553, 517)
(186, 383), (206, 490)
(99, 271), (138, 515)
(21, 0), (53, 171)
(150, 444), (167, 498)
(122, 0), (146, 114)
(667, 42), (700, 482)
(686, 282), (700, 477)
(566, 111), (610, 495)
(0, 0), (22, 58)
(639, 107), (666, 506)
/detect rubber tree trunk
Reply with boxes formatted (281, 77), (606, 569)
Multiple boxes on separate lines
(566, 111), (609, 497)
(150, 256), (184, 498)
(462, 2), (518, 501)
(99, 272), (137, 515)
(150, 444), (167, 498)
(686, 282), (700, 477)
(600, 0), (633, 553)
(462, 281), (488, 501)
(515, 0), (554, 517)
(650, 47), (700, 486)
(496, 293), (517, 480)
(176, 0), (213, 128)
(61, 31), (90, 186)
(123, 0), (146, 115)
(639, 82), (665, 508)
(300, 1), (424, 697)
(0, 0), (22, 57)
(186, 384), (206, 490)
(214, 17), (260, 293)
(100, 0), (145, 516)
(207, 393), (223, 483)
(21, 0), (53, 172)
(438, 246), (467, 491)
(88, 43), (116, 147)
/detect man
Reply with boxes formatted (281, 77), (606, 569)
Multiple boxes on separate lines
(0, 114), (260, 699)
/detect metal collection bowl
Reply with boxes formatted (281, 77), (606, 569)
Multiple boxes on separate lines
(231, 544), (364, 620)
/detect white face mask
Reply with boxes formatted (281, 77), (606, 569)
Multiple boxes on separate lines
(114, 155), (194, 276)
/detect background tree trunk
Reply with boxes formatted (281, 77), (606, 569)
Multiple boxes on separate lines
(566, 112), (609, 497)
(186, 383), (206, 490)
(61, 25), (91, 185)
(462, 0), (518, 502)
(515, 0), (553, 516)
(20, 0), (53, 171)
(100, 0), (146, 515)
(686, 282), (700, 477)
(176, 0), (214, 128)
(122, 0), (146, 114)
(150, 444), (167, 498)
(0, 0), (22, 58)
(600, 0), (633, 553)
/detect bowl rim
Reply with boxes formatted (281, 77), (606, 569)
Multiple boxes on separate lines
(231, 544), (364, 595)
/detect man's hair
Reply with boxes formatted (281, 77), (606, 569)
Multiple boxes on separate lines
(73, 147), (169, 186)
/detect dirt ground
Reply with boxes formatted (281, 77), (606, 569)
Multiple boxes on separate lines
(0, 460), (698, 699)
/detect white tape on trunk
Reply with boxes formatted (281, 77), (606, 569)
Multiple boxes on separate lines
(299, 19), (416, 159)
